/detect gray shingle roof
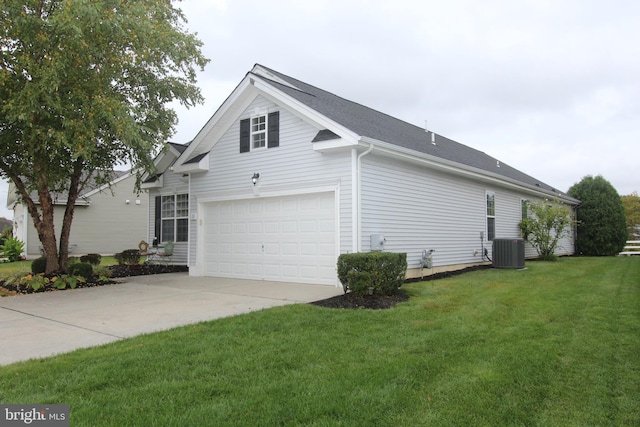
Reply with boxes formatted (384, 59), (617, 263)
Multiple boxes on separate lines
(253, 65), (577, 202)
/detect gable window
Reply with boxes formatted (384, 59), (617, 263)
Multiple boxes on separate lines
(159, 194), (188, 243)
(240, 111), (280, 153)
(251, 115), (266, 149)
(486, 191), (496, 241)
(521, 199), (529, 220)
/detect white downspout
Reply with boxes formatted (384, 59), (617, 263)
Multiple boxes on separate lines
(187, 173), (191, 268)
(355, 143), (374, 252)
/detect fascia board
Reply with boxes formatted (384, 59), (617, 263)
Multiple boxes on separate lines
(359, 137), (578, 205)
(83, 171), (134, 198)
(250, 76), (360, 144)
(176, 78), (254, 168)
(174, 153), (209, 174)
(312, 138), (356, 151)
(141, 174), (164, 189)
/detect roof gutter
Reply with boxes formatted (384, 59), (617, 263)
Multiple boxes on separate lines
(359, 136), (578, 205)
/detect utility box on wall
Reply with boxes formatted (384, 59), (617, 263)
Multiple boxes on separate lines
(492, 238), (525, 269)
(370, 234), (385, 251)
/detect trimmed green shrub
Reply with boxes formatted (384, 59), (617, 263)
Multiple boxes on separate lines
(67, 262), (93, 278)
(80, 253), (102, 265)
(568, 175), (627, 255)
(115, 249), (141, 265)
(31, 257), (47, 274)
(337, 252), (407, 296)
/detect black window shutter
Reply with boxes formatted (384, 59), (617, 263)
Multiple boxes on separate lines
(268, 111), (279, 148)
(154, 196), (161, 245)
(239, 118), (250, 153)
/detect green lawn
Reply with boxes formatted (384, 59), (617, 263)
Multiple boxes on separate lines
(1, 257), (638, 426)
(0, 256), (118, 275)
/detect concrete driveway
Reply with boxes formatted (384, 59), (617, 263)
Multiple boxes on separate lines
(0, 273), (342, 366)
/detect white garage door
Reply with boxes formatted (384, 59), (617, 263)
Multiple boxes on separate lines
(203, 192), (336, 285)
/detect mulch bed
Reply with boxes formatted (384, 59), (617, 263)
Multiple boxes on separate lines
(0, 264), (188, 296)
(310, 290), (409, 309)
(3, 263), (490, 308)
(310, 265), (490, 309)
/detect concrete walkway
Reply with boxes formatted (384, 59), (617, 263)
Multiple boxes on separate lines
(0, 273), (342, 366)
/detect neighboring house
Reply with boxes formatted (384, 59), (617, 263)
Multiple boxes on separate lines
(144, 64), (580, 286)
(7, 171), (148, 257)
(141, 142), (190, 263)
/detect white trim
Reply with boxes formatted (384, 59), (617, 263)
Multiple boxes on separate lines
(359, 136), (578, 205)
(250, 76), (360, 144)
(198, 179), (340, 204)
(195, 185), (340, 285)
(356, 143), (374, 252)
(351, 148), (358, 252)
(83, 171), (134, 198)
(177, 78), (254, 168)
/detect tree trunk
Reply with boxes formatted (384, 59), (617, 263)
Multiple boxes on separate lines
(58, 160), (84, 272)
(35, 183), (61, 274)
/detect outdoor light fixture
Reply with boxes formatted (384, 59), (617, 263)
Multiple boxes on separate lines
(252, 172), (260, 185)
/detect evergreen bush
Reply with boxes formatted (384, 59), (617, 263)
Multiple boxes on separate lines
(114, 249), (141, 265)
(80, 253), (102, 265)
(337, 252), (407, 296)
(67, 262), (93, 278)
(568, 175), (627, 255)
(31, 257), (47, 274)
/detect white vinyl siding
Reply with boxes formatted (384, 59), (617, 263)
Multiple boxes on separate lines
(147, 168), (189, 264)
(359, 154), (562, 268)
(18, 174), (148, 257)
(189, 95), (352, 272)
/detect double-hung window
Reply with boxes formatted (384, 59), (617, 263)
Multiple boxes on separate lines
(251, 115), (266, 149)
(239, 111), (280, 153)
(521, 199), (529, 220)
(160, 194), (188, 243)
(486, 191), (496, 241)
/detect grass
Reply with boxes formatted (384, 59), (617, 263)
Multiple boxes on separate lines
(0, 256), (117, 274)
(0, 257), (638, 426)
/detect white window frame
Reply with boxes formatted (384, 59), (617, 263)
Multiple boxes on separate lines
(521, 199), (529, 220)
(160, 194), (189, 243)
(486, 191), (496, 241)
(251, 115), (267, 150)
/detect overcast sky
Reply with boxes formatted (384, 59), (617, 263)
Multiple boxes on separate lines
(2, 0), (638, 219)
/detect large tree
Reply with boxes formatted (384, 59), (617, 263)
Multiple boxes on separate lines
(0, 0), (208, 273)
(620, 191), (640, 240)
(567, 175), (627, 256)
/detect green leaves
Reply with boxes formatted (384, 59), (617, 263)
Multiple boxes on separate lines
(519, 199), (573, 261)
(568, 175), (627, 256)
(0, 0), (208, 272)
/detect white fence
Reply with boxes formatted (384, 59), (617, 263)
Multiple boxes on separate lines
(619, 240), (640, 256)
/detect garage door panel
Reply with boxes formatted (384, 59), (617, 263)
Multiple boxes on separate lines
(204, 192), (336, 285)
